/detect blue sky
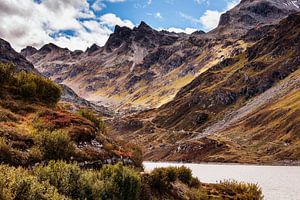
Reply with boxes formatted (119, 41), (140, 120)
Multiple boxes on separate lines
(0, 0), (240, 51)
(89, 0), (237, 31)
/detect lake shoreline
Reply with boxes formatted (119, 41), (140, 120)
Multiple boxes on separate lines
(143, 160), (300, 167)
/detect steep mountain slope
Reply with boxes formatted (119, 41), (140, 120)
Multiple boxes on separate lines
(0, 38), (37, 73)
(22, 23), (246, 112)
(111, 12), (300, 164)
(213, 0), (300, 37)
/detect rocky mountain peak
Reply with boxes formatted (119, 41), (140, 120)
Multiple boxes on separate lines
(137, 21), (152, 30)
(39, 43), (68, 54)
(105, 25), (133, 51)
(0, 38), (36, 72)
(214, 0), (300, 37)
(20, 46), (38, 57)
(86, 43), (101, 55)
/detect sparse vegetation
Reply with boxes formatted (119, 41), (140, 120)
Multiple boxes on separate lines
(78, 109), (106, 134)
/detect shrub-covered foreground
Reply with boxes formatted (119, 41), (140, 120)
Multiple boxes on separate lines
(0, 162), (263, 200)
(0, 62), (61, 104)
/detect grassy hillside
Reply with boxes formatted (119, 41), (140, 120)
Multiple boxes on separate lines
(0, 62), (136, 167)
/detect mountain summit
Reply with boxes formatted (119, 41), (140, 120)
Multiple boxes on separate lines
(213, 0), (300, 36)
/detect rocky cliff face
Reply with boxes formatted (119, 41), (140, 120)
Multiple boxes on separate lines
(22, 22), (245, 112)
(16, 0), (300, 164)
(212, 0), (300, 37)
(111, 12), (300, 164)
(21, 0), (300, 113)
(0, 38), (37, 73)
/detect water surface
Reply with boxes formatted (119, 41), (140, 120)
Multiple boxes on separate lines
(144, 162), (300, 200)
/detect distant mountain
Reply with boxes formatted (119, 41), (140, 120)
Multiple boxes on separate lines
(18, 0), (300, 164)
(21, 1), (300, 113)
(113, 11), (300, 164)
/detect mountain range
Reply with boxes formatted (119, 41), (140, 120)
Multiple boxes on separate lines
(2, 0), (300, 164)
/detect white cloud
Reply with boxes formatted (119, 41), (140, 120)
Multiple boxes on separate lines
(148, 12), (163, 20)
(0, 0), (134, 51)
(100, 13), (135, 28)
(155, 12), (163, 19)
(194, 0), (209, 5)
(199, 10), (222, 31)
(164, 27), (198, 34)
(180, 0), (241, 32)
(92, 0), (126, 11)
(92, 0), (106, 11)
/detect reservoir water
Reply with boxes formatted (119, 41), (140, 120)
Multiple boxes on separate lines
(143, 162), (300, 200)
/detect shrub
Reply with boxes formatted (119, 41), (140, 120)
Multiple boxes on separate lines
(176, 166), (193, 185)
(20, 81), (37, 98)
(0, 137), (12, 163)
(35, 162), (141, 200)
(0, 137), (25, 166)
(0, 62), (15, 85)
(129, 145), (143, 169)
(15, 71), (61, 104)
(189, 177), (201, 188)
(218, 180), (263, 200)
(149, 167), (175, 191)
(78, 171), (107, 200)
(34, 161), (81, 199)
(99, 163), (141, 200)
(36, 130), (75, 160)
(0, 164), (67, 200)
(78, 109), (106, 133)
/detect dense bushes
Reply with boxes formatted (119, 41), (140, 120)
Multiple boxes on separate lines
(98, 163), (141, 200)
(35, 161), (141, 200)
(0, 162), (263, 200)
(149, 166), (199, 191)
(0, 62), (61, 104)
(15, 71), (61, 104)
(34, 161), (81, 198)
(36, 130), (75, 160)
(0, 165), (66, 200)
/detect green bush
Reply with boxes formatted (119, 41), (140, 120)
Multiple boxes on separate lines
(149, 166), (195, 191)
(99, 163), (141, 200)
(0, 164), (67, 200)
(20, 81), (37, 98)
(34, 161), (81, 199)
(149, 167), (175, 191)
(176, 166), (193, 185)
(218, 180), (263, 200)
(36, 130), (75, 160)
(0, 62), (15, 85)
(0, 137), (25, 166)
(35, 162), (141, 200)
(78, 171), (108, 200)
(78, 109), (106, 133)
(15, 71), (61, 104)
